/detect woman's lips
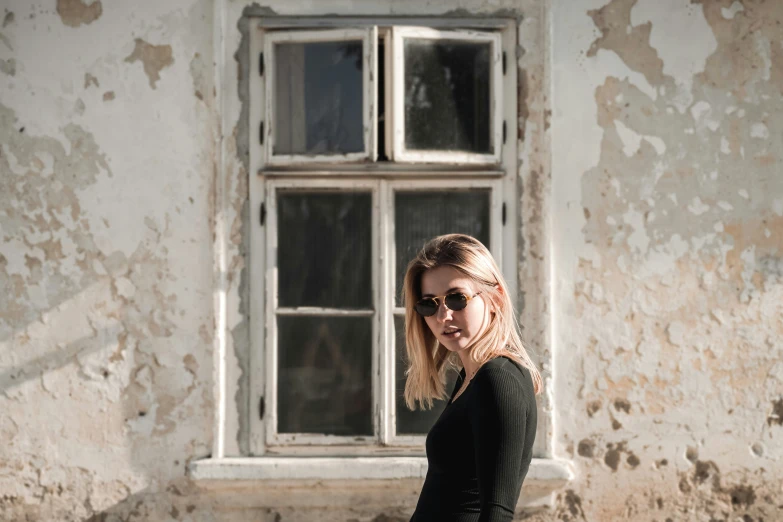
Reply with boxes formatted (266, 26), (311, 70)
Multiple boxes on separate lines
(443, 329), (461, 339)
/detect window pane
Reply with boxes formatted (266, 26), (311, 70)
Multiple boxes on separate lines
(274, 40), (364, 155)
(404, 39), (491, 153)
(395, 314), (459, 435)
(278, 192), (372, 308)
(394, 190), (490, 307)
(277, 315), (373, 435)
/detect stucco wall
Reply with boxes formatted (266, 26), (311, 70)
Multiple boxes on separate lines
(549, 0), (783, 520)
(0, 0), (217, 519)
(0, 0), (781, 521)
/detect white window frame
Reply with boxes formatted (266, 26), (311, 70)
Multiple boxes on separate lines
(263, 179), (380, 447)
(263, 28), (378, 165)
(254, 179), (502, 453)
(248, 19), (523, 457)
(389, 27), (503, 165)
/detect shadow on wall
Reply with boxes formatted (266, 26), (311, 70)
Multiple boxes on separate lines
(0, 110), (216, 519)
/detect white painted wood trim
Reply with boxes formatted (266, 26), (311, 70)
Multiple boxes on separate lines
(211, 0), (228, 460)
(260, 168), (505, 177)
(371, 181), (382, 446)
(249, 24), (268, 456)
(499, 21), (519, 344)
(273, 434), (374, 445)
(263, 28), (376, 165)
(383, 29), (394, 161)
(267, 179), (380, 190)
(379, 180), (393, 444)
(275, 308), (374, 316)
(255, 18), (515, 30)
(369, 26), (379, 162)
(263, 185), (279, 447)
(391, 27), (503, 165)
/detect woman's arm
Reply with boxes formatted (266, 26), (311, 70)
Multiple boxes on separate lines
(469, 367), (528, 522)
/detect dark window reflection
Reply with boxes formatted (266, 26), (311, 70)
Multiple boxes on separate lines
(274, 40), (364, 155)
(394, 190), (491, 307)
(278, 316), (373, 435)
(404, 39), (491, 153)
(278, 192), (372, 308)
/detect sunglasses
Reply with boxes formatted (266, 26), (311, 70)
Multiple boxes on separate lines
(414, 291), (483, 317)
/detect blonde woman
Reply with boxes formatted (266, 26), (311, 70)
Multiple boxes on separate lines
(403, 234), (542, 522)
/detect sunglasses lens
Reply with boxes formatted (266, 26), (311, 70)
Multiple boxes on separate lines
(445, 293), (468, 311)
(415, 299), (438, 317)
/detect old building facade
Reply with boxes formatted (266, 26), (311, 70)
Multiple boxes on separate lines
(1, 0), (781, 520)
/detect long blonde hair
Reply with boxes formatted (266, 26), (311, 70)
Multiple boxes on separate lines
(401, 233), (542, 410)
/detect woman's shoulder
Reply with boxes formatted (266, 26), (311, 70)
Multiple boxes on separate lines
(473, 355), (534, 396)
(481, 354), (529, 377)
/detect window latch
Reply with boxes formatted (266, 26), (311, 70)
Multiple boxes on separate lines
(260, 202), (266, 226)
(259, 53), (264, 76)
(502, 202), (507, 225)
(259, 396), (265, 420)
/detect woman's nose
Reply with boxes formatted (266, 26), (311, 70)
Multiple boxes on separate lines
(435, 300), (453, 322)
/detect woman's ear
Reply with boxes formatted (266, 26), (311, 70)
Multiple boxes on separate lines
(491, 284), (503, 313)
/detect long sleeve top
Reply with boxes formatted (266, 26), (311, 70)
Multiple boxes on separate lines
(409, 355), (537, 522)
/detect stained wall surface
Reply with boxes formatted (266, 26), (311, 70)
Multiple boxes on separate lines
(548, 0), (783, 520)
(1, 0), (781, 521)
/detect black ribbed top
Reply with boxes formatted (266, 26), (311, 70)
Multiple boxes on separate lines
(409, 355), (537, 522)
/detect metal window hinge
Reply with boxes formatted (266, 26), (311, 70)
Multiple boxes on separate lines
(260, 121), (264, 145)
(503, 121), (507, 144)
(259, 53), (264, 76)
(259, 396), (265, 419)
(502, 51), (506, 75)
(502, 202), (507, 225)
(260, 202), (266, 226)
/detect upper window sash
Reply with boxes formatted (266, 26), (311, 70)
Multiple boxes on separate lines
(263, 28), (378, 165)
(390, 27), (503, 165)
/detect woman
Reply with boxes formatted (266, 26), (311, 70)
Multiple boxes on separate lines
(403, 234), (542, 522)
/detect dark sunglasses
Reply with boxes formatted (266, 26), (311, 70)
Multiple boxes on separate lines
(414, 291), (483, 317)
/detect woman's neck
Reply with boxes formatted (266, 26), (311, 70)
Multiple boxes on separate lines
(457, 351), (481, 379)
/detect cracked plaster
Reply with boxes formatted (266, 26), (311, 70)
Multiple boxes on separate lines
(1, 0), (782, 520)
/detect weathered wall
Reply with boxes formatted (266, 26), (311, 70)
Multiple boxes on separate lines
(549, 0), (783, 520)
(0, 0), (218, 519)
(0, 0), (781, 521)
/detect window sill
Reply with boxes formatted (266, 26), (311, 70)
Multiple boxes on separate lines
(188, 457), (575, 510)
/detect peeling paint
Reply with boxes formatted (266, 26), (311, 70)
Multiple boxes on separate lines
(0, 57), (15, 76)
(768, 398), (783, 426)
(2, 10), (13, 28)
(124, 38), (174, 89)
(56, 0), (102, 27)
(84, 73), (99, 89)
(2, 0), (782, 520)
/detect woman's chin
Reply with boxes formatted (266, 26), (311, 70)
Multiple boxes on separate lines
(441, 338), (469, 351)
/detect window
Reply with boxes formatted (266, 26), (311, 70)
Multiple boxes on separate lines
(390, 27), (503, 164)
(248, 19), (519, 456)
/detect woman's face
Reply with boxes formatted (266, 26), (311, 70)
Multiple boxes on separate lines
(419, 266), (493, 354)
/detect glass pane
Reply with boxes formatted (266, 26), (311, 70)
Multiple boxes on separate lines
(377, 37), (389, 162)
(403, 38), (491, 153)
(395, 315), (459, 435)
(277, 315), (373, 435)
(274, 39), (364, 155)
(278, 192), (372, 308)
(394, 190), (490, 306)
